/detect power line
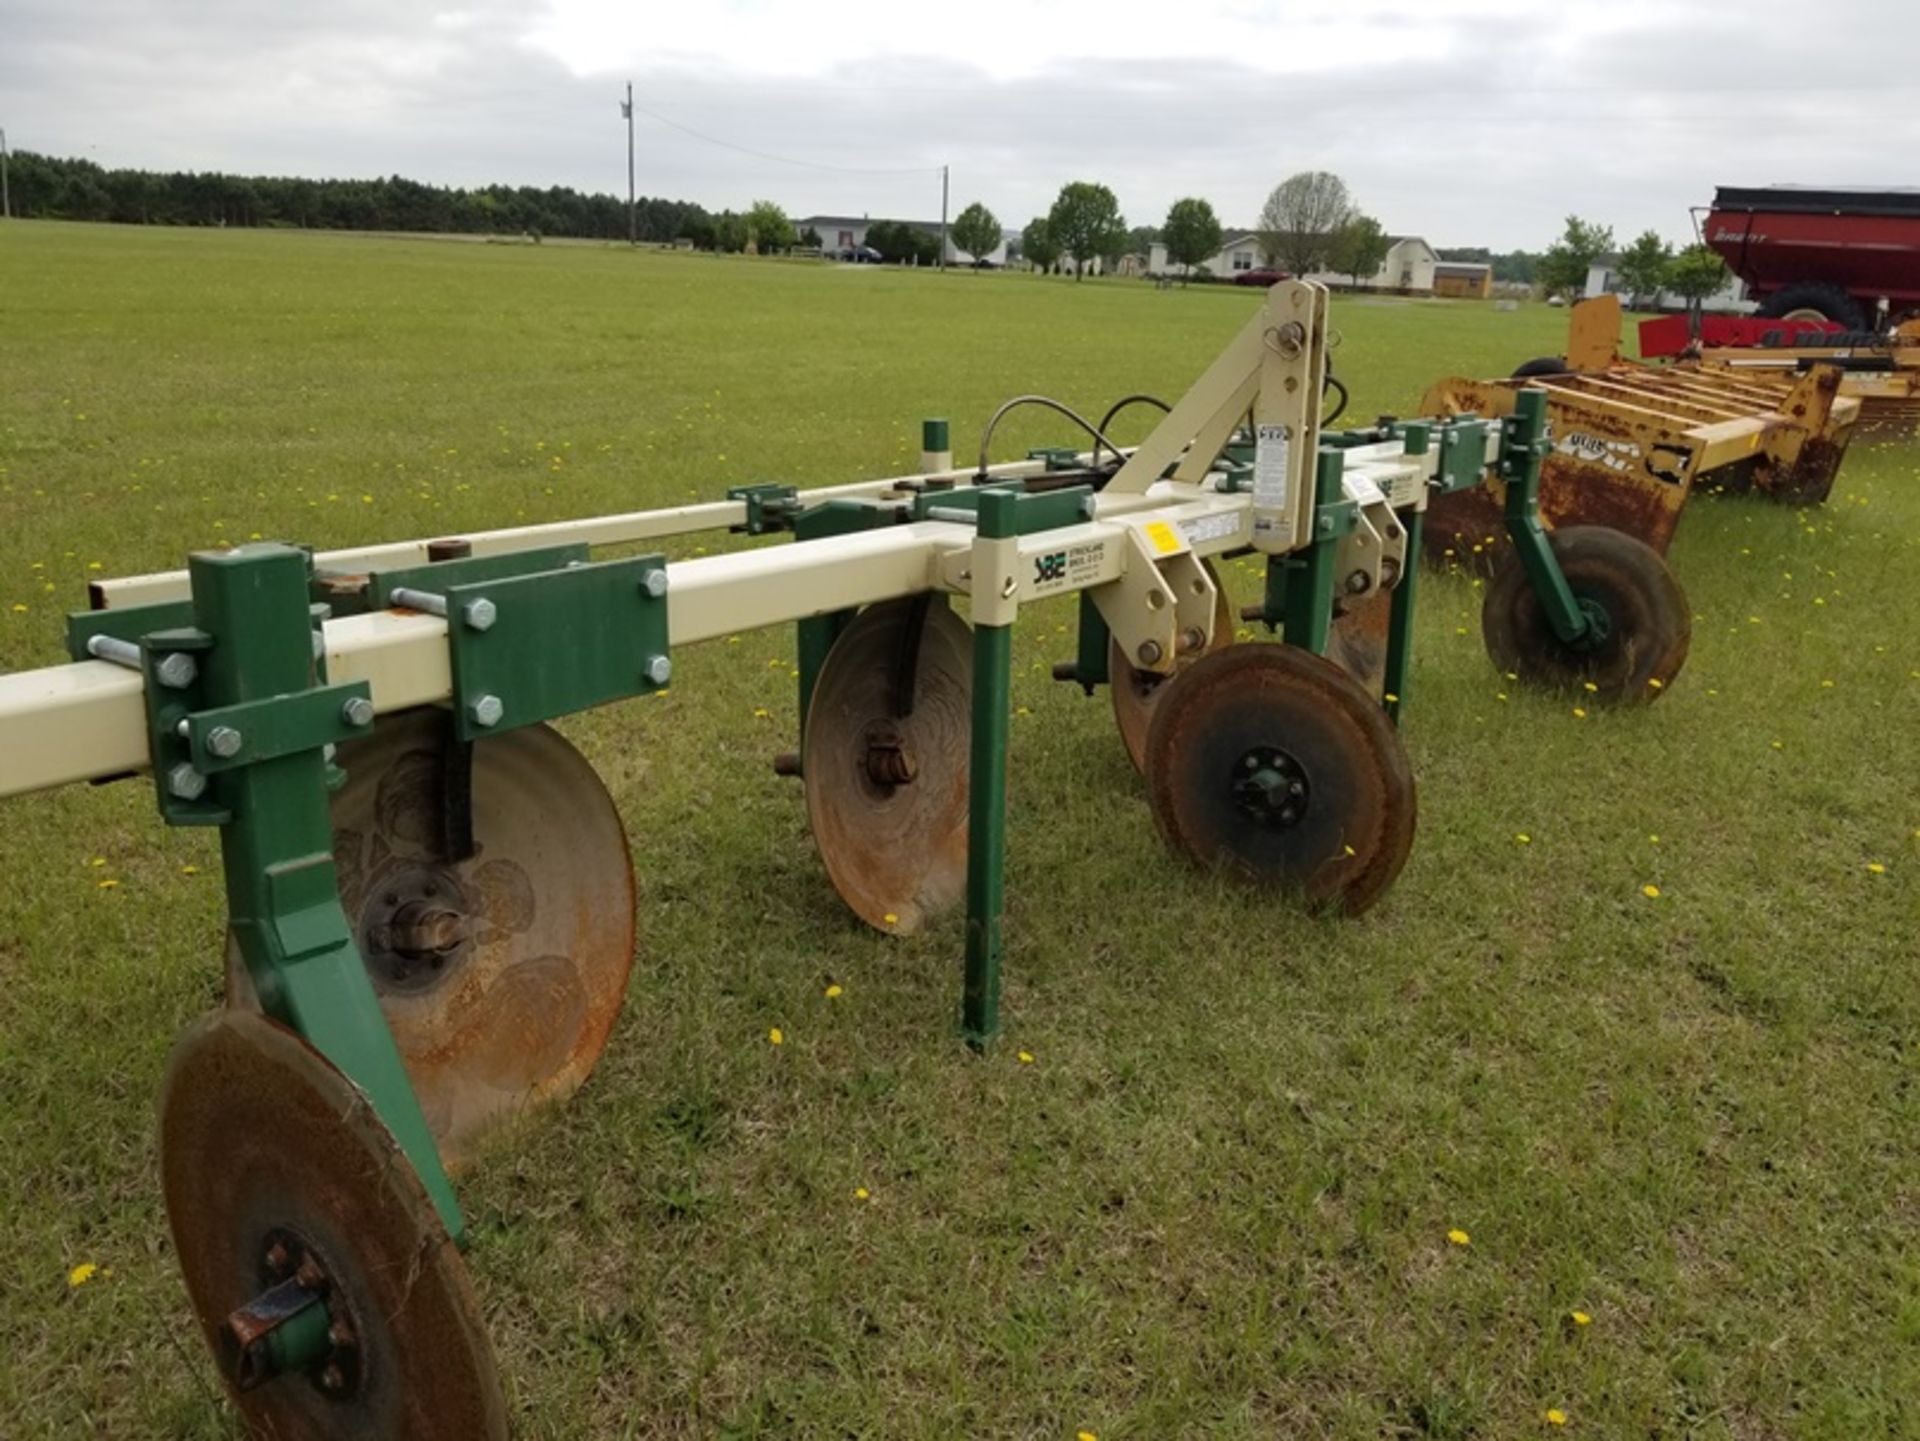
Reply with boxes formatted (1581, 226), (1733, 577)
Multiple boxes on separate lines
(625, 97), (942, 176)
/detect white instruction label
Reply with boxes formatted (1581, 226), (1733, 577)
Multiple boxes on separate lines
(1177, 510), (1243, 549)
(1344, 472), (1386, 507)
(1252, 424), (1291, 512)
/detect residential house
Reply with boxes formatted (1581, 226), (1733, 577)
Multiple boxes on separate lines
(794, 214), (1010, 267)
(1147, 232), (1263, 279)
(1583, 256), (1752, 313)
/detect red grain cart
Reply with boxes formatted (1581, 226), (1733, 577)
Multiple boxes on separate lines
(1704, 185), (1920, 329)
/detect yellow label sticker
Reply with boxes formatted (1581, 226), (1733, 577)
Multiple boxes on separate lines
(1143, 521), (1182, 555)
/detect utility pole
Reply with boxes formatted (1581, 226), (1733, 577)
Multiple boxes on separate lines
(1, 129), (10, 221)
(620, 84), (635, 246)
(938, 164), (948, 271)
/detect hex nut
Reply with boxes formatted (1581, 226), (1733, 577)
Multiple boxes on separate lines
(469, 694), (505, 728)
(167, 763), (208, 801)
(154, 653), (198, 689)
(461, 597), (498, 632)
(644, 655), (673, 687)
(206, 725), (244, 759)
(341, 696), (375, 728)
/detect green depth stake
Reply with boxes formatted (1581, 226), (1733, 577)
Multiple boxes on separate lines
(962, 490), (1015, 1045)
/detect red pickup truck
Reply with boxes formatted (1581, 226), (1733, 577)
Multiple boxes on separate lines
(1704, 185), (1920, 330)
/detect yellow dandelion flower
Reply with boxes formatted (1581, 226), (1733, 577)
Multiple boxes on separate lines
(883, 912), (899, 926)
(1496, 692), (1509, 702)
(68, 1262), (98, 1287)
(1447, 1228), (1470, 1246)
(768, 1027), (784, 1046)
(1770, 740), (1784, 750)
(1079, 1432), (1098, 1441)
(1015, 705), (1032, 717)
(97, 878), (119, 890)
(1572, 707), (1587, 719)
(1820, 679), (1834, 689)
(1642, 884), (1660, 899)
(9, 603), (25, 614)
(1545, 1408), (1567, 1426)
(854, 1186), (870, 1201)
(1017, 1050), (1035, 1064)
(752, 707), (771, 719)
(1582, 681), (1598, 693)
(824, 984), (843, 999)
(180, 865), (199, 876)
(1343, 844), (1356, 856)
(1571, 1310), (1591, 1326)
(1647, 677), (1663, 689)
(1383, 692), (1399, 703)
(89, 857), (106, 867)
(1515, 833), (1531, 845)
(1866, 862), (1886, 874)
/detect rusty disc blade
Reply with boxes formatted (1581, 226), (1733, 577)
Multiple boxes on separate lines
(1481, 524), (1690, 702)
(804, 597), (972, 934)
(1327, 588), (1393, 698)
(1143, 644), (1416, 915)
(1109, 559), (1235, 773)
(160, 1009), (508, 1440)
(227, 710), (635, 1167)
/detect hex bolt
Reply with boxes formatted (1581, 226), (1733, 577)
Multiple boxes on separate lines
(155, 652), (198, 689)
(167, 763), (208, 801)
(468, 694), (504, 728)
(644, 656), (673, 687)
(461, 597), (497, 632)
(1179, 626), (1206, 654)
(641, 568), (669, 599)
(1135, 639), (1164, 667)
(341, 696), (375, 728)
(206, 725), (244, 759)
(1345, 570), (1371, 595)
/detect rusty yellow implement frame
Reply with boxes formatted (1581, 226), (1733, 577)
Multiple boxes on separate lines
(1420, 295), (1860, 560)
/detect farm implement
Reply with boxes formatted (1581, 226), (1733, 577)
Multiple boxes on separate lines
(1420, 295), (1862, 563)
(0, 282), (1689, 1435)
(1637, 311), (1920, 434)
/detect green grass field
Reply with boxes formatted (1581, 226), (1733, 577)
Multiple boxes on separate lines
(1, 222), (1915, 1439)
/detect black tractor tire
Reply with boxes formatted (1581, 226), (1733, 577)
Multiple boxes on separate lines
(1757, 282), (1867, 332)
(1512, 355), (1570, 379)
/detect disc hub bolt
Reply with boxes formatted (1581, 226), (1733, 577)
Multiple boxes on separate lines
(865, 730), (919, 787)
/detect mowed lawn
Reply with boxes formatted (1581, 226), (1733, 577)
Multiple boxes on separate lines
(1, 222), (1915, 1439)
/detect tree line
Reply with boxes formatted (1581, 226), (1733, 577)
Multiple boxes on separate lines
(4, 149), (784, 249)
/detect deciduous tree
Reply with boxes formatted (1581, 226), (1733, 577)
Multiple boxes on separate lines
(1257, 171), (1353, 274)
(1326, 214), (1390, 286)
(1538, 215), (1614, 299)
(1046, 182), (1126, 281)
(951, 201), (1001, 263)
(1616, 229), (1674, 308)
(1161, 198), (1223, 283)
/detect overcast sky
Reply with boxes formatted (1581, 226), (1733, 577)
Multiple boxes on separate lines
(4, 0), (1914, 249)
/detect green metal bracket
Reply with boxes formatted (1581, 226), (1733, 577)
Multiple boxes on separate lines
(363, 543), (591, 610)
(963, 490), (1015, 1047)
(1433, 415), (1491, 494)
(65, 599), (196, 662)
(914, 483), (1093, 536)
(443, 555), (670, 741)
(1498, 390), (1592, 648)
(1025, 446), (1083, 472)
(1277, 450), (1349, 655)
(729, 483), (802, 536)
(1380, 505), (1425, 726)
(1053, 591), (1111, 694)
(178, 681), (373, 775)
(182, 543), (463, 1243)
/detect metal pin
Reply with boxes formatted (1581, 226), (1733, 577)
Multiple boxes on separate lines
(389, 587), (449, 618)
